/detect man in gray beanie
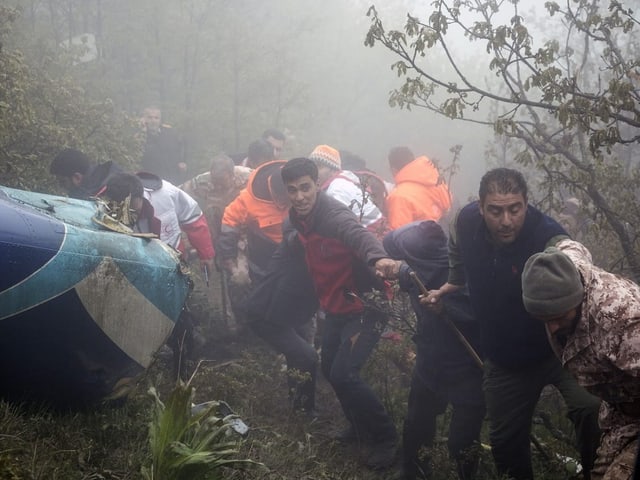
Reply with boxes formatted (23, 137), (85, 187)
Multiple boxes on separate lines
(522, 246), (584, 337)
(523, 239), (640, 480)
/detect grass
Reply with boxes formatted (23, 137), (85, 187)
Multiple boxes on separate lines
(0, 277), (587, 479)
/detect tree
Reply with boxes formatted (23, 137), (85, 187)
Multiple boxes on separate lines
(366, 0), (640, 280)
(0, 5), (140, 192)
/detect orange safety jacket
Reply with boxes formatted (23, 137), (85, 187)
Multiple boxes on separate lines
(387, 156), (451, 230)
(217, 161), (289, 272)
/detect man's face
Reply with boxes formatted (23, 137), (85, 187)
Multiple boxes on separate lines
(536, 308), (580, 342)
(479, 191), (527, 246)
(265, 135), (284, 158)
(285, 175), (319, 217)
(142, 108), (161, 134)
(56, 172), (83, 192)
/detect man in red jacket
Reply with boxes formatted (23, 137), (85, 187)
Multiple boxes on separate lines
(281, 157), (401, 471)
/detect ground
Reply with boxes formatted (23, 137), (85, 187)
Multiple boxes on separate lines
(0, 271), (585, 480)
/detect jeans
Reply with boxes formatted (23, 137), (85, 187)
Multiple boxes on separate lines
(321, 310), (397, 444)
(484, 355), (601, 480)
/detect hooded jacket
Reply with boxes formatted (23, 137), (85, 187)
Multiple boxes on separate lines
(218, 161), (289, 276)
(387, 156), (451, 229)
(383, 220), (483, 403)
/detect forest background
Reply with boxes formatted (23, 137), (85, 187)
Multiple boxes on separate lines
(2, 0), (639, 279)
(1, 1), (639, 479)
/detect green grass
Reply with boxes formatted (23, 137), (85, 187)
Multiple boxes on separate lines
(0, 305), (586, 480)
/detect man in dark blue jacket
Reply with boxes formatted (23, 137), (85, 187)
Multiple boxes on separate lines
(423, 168), (601, 480)
(384, 221), (485, 480)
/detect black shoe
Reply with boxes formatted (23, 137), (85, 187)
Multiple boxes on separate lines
(365, 439), (397, 470)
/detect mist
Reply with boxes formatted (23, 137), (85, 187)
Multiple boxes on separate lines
(6, 0), (503, 200)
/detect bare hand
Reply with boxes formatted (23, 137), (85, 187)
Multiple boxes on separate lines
(375, 258), (401, 279)
(419, 290), (444, 313)
(419, 282), (462, 311)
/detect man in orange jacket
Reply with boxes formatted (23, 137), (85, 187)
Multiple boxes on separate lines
(386, 146), (452, 230)
(217, 160), (289, 284)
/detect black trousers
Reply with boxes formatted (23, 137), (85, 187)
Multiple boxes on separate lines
(251, 320), (318, 411)
(402, 366), (485, 480)
(321, 310), (397, 444)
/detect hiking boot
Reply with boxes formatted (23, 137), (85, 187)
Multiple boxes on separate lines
(365, 439), (397, 470)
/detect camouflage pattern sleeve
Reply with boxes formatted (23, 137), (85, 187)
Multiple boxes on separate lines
(557, 238), (640, 472)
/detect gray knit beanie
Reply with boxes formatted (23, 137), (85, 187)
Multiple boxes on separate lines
(522, 247), (584, 317)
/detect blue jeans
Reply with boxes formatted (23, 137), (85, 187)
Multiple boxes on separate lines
(321, 310), (397, 444)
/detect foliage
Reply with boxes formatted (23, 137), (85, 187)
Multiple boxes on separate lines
(366, 0), (640, 280)
(0, 331), (590, 480)
(7, 0), (364, 171)
(142, 378), (261, 480)
(0, 6), (141, 192)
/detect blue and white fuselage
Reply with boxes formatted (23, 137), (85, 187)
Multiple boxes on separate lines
(0, 186), (191, 407)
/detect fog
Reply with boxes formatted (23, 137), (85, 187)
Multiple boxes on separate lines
(9, 0), (554, 200)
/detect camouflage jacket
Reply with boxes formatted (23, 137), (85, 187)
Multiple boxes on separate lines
(180, 166), (252, 239)
(554, 239), (640, 457)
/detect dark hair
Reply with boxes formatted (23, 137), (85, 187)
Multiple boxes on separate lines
(209, 154), (235, 177)
(50, 148), (92, 176)
(339, 150), (367, 171)
(479, 168), (528, 203)
(247, 139), (275, 167)
(388, 146), (415, 171)
(281, 157), (318, 184)
(262, 128), (285, 142)
(105, 173), (144, 202)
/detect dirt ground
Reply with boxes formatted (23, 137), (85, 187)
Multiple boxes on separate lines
(0, 270), (584, 480)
